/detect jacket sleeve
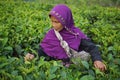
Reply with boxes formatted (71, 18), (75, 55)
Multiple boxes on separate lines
(38, 46), (47, 57)
(38, 46), (56, 61)
(79, 39), (102, 62)
(38, 46), (70, 62)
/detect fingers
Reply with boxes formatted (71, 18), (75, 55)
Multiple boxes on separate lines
(94, 61), (107, 72)
(94, 63), (98, 68)
(104, 64), (107, 70)
(94, 63), (104, 71)
(29, 54), (34, 59)
(24, 53), (34, 61)
(100, 66), (105, 72)
(98, 64), (104, 71)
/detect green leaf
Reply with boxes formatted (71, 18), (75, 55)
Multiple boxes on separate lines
(108, 46), (114, 51)
(4, 46), (13, 51)
(88, 69), (95, 76)
(0, 38), (8, 48)
(40, 71), (46, 79)
(108, 53), (113, 61)
(60, 71), (67, 78)
(95, 68), (104, 76)
(80, 75), (95, 80)
(53, 61), (58, 66)
(50, 66), (58, 74)
(11, 70), (18, 76)
(113, 58), (120, 65)
(81, 61), (89, 69)
(0, 63), (9, 68)
(49, 74), (56, 80)
(15, 44), (22, 54)
(14, 76), (23, 80)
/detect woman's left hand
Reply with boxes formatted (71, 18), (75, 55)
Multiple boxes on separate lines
(94, 60), (106, 72)
(24, 53), (34, 61)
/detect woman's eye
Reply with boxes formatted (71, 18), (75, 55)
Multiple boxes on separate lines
(52, 21), (59, 23)
(55, 21), (59, 23)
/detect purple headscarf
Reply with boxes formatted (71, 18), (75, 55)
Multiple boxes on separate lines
(40, 4), (88, 59)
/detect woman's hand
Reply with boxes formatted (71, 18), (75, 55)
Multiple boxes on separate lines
(24, 53), (34, 61)
(94, 60), (106, 72)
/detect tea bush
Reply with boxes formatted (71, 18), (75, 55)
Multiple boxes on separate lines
(0, 0), (120, 80)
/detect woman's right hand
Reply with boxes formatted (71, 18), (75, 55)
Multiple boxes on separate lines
(94, 60), (106, 72)
(24, 53), (34, 61)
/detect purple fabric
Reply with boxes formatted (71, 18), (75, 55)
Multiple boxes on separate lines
(40, 4), (88, 59)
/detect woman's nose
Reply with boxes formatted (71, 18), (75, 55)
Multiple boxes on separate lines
(52, 22), (56, 27)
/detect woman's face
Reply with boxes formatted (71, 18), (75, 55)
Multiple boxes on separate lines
(50, 16), (63, 31)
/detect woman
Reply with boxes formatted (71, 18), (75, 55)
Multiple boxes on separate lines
(25, 4), (106, 71)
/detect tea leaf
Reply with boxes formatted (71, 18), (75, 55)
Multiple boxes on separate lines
(81, 61), (89, 69)
(14, 76), (23, 80)
(80, 75), (95, 80)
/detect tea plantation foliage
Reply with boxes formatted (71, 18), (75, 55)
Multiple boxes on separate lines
(0, 1), (120, 80)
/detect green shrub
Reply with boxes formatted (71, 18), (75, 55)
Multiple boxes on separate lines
(0, 0), (120, 80)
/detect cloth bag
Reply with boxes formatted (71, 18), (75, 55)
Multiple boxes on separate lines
(54, 29), (90, 64)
